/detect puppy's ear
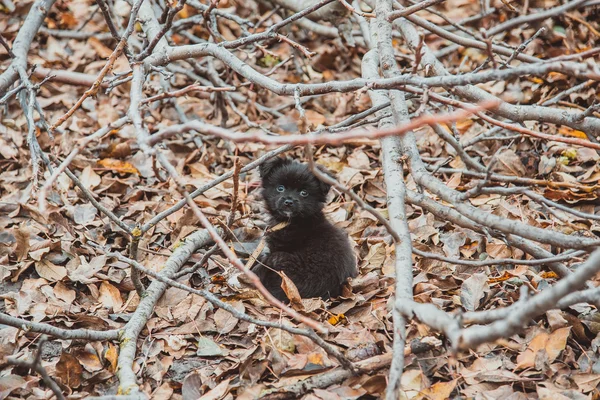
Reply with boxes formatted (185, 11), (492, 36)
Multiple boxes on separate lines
(259, 157), (288, 179)
(315, 164), (333, 197)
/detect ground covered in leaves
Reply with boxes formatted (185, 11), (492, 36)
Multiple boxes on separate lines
(1, 0), (600, 399)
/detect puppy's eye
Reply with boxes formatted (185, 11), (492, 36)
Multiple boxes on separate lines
(300, 190), (309, 197)
(277, 185), (285, 192)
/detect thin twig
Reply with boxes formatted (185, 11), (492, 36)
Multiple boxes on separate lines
(387, 0), (446, 21)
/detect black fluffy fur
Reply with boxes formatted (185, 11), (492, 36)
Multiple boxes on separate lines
(252, 157), (357, 301)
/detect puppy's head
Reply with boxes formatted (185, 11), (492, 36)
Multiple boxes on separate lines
(259, 157), (331, 221)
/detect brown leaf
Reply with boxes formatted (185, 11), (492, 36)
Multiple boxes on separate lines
(266, 328), (295, 353)
(572, 374), (600, 393)
(182, 372), (203, 400)
(337, 166), (364, 188)
(58, 11), (77, 28)
(35, 260), (67, 282)
(197, 336), (224, 357)
(440, 231), (466, 258)
(97, 158), (140, 175)
(546, 327), (571, 362)
(327, 313), (347, 326)
(68, 255), (106, 283)
(237, 384), (267, 400)
(460, 273), (489, 312)
(307, 352), (326, 367)
(362, 375), (387, 395)
(98, 281), (123, 311)
(13, 225), (29, 262)
(495, 149), (527, 176)
(517, 327), (571, 371)
(29, 247), (50, 261)
(152, 382), (174, 400)
(53, 282), (76, 304)
(347, 150), (371, 170)
(74, 349), (103, 373)
(416, 379), (458, 400)
(0, 375), (27, 399)
(214, 301), (244, 334)
(100, 142), (132, 159)
(105, 343), (118, 372)
(487, 271), (513, 284)
(55, 352), (83, 388)
(516, 332), (549, 370)
(400, 365), (426, 389)
(280, 271), (303, 307)
(80, 165), (101, 190)
(536, 387), (571, 400)
(199, 378), (230, 400)
(73, 204), (98, 225)
(455, 119), (474, 134)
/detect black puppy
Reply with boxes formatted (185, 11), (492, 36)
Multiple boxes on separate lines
(252, 157), (357, 301)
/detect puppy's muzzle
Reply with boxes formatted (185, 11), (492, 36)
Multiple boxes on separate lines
(277, 197), (297, 217)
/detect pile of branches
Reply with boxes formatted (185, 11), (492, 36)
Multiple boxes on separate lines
(1, 0), (600, 398)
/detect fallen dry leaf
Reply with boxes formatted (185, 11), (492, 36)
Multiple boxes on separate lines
(97, 158), (140, 175)
(517, 327), (571, 370)
(98, 281), (124, 311)
(280, 271), (303, 308)
(55, 352), (83, 388)
(3, 1), (600, 398)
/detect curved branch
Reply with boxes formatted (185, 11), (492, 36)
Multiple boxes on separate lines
(116, 229), (213, 395)
(0, 312), (120, 340)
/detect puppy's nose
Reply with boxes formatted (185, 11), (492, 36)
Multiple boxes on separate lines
(283, 199), (293, 207)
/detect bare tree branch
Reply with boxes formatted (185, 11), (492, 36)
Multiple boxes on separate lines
(399, 248), (600, 350)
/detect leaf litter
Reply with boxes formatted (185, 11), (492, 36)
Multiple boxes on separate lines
(1, 0), (600, 399)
